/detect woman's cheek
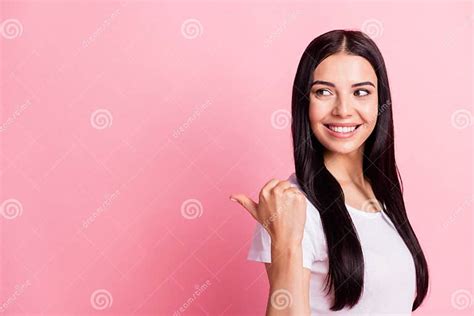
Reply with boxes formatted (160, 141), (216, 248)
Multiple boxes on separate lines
(357, 101), (378, 126)
(308, 102), (322, 122)
(308, 104), (325, 137)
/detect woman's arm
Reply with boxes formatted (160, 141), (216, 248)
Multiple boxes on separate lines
(264, 243), (311, 316)
(230, 178), (310, 315)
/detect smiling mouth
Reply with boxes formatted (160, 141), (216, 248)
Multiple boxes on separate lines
(324, 124), (362, 134)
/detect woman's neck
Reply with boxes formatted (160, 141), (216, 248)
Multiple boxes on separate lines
(323, 147), (366, 188)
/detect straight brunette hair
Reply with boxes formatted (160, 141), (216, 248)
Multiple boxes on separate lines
(291, 29), (429, 311)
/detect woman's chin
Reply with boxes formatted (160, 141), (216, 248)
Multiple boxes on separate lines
(321, 140), (363, 155)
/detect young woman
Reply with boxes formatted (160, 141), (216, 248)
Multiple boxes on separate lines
(230, 29), (429, 315)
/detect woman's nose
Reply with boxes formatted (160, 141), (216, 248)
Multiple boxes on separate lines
(332, 95), (352, 117)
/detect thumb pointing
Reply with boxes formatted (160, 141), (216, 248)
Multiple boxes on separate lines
(230, 194), (258, 220)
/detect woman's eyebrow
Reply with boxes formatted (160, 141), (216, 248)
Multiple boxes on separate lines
(311, 80), (375, 88)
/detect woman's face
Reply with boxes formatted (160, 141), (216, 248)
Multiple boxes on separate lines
(309, 52), (379, 155)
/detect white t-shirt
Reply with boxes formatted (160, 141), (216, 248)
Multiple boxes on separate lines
(247, 172), (417, 315)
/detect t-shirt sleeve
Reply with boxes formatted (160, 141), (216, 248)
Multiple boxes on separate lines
(246, 206), (318, 270)
(246, 173), (328, 269)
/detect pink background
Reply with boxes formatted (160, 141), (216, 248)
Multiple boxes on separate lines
(1, 0), (472, 315)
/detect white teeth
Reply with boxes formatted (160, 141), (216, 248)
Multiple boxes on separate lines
(328, 125), (357, 133)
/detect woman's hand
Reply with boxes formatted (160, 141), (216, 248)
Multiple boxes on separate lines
(230, 178), (307, 247)
(232, 178), (312, 315)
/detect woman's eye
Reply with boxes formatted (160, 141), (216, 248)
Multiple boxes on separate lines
(315, 89), (332, 96)
(354, 89), (370, 97)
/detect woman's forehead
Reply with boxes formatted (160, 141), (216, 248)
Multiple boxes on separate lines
(312, 53), (377, 85)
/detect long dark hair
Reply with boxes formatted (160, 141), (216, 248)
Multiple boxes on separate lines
(291, 29), (429, 311)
